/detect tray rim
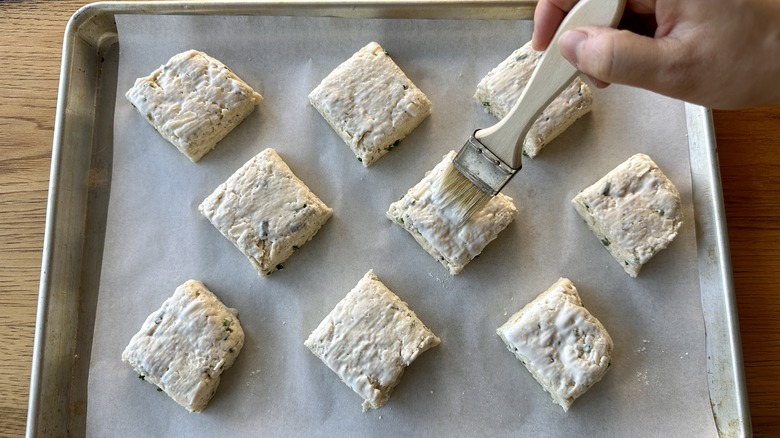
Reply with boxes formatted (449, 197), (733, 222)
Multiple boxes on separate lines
(27, 2), (750, 437)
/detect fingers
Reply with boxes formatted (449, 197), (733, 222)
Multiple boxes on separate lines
(557, 26), (693, 96)
(532, 0), (580, 51)
(532, 0), (658, 50)
(626, 0), (656, 15)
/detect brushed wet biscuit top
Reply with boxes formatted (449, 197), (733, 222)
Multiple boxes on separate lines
(387, 151), (517, 275)
(122, 280), (244, 412)
(497, 278), (613, 412)
(309, 42), (432, 166)
(126, 49), (262, 162)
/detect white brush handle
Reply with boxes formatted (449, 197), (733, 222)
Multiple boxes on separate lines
(475, 0), (626, 169)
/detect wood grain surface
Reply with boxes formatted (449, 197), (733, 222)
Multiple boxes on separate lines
(1, 1), (778, 437)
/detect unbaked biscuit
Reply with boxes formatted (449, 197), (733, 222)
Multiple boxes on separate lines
(126, 50), (262, 162)
(497, 278), (612, 412)
(304, 270), (440, 411)
(309, 42), (432, 166)
(387, 151), (517, 275)
(571, 153), (683, 277)
(122, 280), (244, 412)
(474, 41), (592, 158)
(199, 148), (332, 277)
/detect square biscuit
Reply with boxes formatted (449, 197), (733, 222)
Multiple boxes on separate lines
(474, 41), (592, 158)
(571, 153), (683, 277)
(304, 270), (441, 411)
(122, 280), (244, 412)
(199, 148), (333, 277)
(387, 151), (517, 275)
(497, 278), (613, 412)
(126, 49), (263, 162)
(309, 42), (432, 166)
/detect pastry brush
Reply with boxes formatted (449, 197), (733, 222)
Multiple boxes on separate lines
(440, 0), (626, 224)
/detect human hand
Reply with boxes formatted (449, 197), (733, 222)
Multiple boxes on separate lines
(532, 0), (780, 109)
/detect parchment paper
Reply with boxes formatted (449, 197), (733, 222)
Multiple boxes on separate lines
(88, 14), (718, 437)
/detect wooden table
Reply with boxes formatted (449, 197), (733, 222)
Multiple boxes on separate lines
(1, 2), (778, 436)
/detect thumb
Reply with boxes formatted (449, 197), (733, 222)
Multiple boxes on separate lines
(557, 26), (691, 95)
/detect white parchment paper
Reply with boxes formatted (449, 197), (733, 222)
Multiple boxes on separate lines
(88, 14), (717, 437)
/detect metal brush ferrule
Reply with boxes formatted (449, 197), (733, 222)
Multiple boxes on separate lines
(452, 133), (518, 196)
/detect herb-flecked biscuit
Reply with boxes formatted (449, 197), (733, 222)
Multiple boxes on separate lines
(126, 49), (263, 162)
(199, 148), (332, 277)
(304, 270), (441, 411)
(497, 278), (613, 412)
(121, 280), (244, 412)
(571, 153), (683, 277)
(309, 41), (432, 166)
(474, 41), (592, 158)
(387, 151), (517, 275)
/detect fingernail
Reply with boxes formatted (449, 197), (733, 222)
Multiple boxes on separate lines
(558, 30), (587, 67)
(585, 74), (611, 89)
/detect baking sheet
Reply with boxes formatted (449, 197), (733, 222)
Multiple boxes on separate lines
(87, 14), (717, 436)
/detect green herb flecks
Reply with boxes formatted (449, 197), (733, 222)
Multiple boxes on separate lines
(515, 54), (529, 62)
(601, 238), (611, 247)
(259, 220), (269, 238)
(223, 319), (234, 333)
(288, 222), (304, 233)
(601, 181), (611, 196)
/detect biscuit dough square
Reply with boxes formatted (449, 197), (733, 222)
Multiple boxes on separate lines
(199, 148), (333, 277)
(304, 270), (441, 411)
(474, 41), (592, 158)
(122, 280), (244, 412)
(126, 49), (263, 162)
(497, 278), (613, 412)
(387, 151), (517, 275)
(571, 153), (683, 277)
(309, 42), (432, 166)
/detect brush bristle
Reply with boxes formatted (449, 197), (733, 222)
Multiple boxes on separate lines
(438, 163), (493, 225)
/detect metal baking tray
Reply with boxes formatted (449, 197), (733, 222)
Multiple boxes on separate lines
(28, 1), (750, 436)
